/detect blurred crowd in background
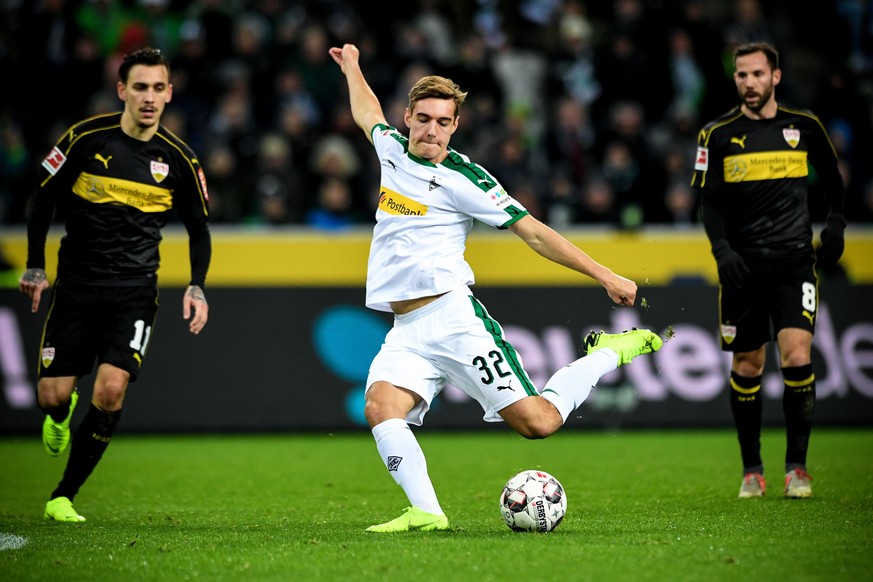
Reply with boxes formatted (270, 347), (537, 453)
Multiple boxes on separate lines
(1, 0), (872, 232)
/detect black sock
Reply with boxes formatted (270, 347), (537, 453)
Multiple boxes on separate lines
(43, 401), (72, 423)
(730, 371), (763, 474)
(51, 403), (122, 501)
(782, 364), (815, 472)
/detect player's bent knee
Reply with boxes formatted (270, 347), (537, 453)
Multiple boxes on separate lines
(364, 381), (419, 427)
(507, 417), (560, 440)
(500, 398), (562, 439)
(517, 422), (558, 440)
(37, 377), (77, 409)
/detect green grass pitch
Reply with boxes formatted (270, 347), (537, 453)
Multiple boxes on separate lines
(1, 429), (871, 581)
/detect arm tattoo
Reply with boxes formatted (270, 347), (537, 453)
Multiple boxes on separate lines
(21, 268), (47, 285)
(187, 285), (207, 304)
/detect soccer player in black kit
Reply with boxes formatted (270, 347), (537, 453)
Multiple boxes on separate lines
(18, 48), (211, 522)
(691, 42), (845, 499)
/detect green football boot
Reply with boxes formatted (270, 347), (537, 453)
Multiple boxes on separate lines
(583, 328), (663, 366)
(43, 390), (78, 456)
(44, 496), (86, 523)
(366, 507), (449, 533)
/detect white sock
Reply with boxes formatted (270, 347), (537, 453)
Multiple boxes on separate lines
(540, 349), (619, 422)
(372, 418), (443, 515)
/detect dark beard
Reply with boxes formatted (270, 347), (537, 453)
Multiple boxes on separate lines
(740, 86), (773, 112)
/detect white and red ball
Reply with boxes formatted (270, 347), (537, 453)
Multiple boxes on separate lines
(499, 470), (567, 532)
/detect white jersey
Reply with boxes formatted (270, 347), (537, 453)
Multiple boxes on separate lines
(365, 124), (529, 312)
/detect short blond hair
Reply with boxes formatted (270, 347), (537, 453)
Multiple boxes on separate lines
(408, 75), (468, 117)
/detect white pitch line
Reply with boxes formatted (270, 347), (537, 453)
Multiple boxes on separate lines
(0, 532), (28, 550)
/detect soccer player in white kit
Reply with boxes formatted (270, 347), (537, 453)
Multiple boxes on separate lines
(329, 43), (663, 532)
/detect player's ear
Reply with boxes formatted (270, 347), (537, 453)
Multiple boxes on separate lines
(773, 68), (782, 86)
(117, 81), (126, 101)
(404, 108), (412, 129)
(166, 83), (173, 103)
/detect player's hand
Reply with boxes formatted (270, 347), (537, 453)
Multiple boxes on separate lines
(817, 213), (846, 266)
(183, 285), (208, 335)
(18, 268), (49, 313)
(328, 44), (360, 73)
(711, 240), (749, 292)
(603, 273), (638, 306)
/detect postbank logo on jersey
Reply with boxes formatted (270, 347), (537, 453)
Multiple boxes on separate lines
(150, 160), (169, 183)
(378, 186), (427, 216)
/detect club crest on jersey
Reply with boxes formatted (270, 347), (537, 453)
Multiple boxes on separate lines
(429, 177), (441, 190)
(783, 128), (800, 149)
(42, 347), (55, 368)
(720, 324), (737, 344)
(42, 147), (67, 175)
(151, 160), (170, 183)
(694, 146), (708, 171)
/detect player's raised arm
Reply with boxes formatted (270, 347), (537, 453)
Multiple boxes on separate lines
(328, 44), (387, 142)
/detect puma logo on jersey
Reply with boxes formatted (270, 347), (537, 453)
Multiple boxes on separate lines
(730, 135), (747, 148)
(496, 380), (514, 392)
(95, 153), (113, 168)
(802, 311), (815, 325)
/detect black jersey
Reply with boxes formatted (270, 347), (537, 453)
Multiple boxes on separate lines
(27, 112), (211, 286)
(690, 105), (842, 259)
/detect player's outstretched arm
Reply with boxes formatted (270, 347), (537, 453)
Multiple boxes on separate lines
(183, 285), (208, 335)
(328, 44), (387, 142)
(509, 215), (637, 306)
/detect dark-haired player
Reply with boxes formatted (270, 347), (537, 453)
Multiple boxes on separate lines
(19, 47), (212, 522)
(691, 42), (845, 499)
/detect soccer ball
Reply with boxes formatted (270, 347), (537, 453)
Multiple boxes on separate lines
(499, 469), (567, 532)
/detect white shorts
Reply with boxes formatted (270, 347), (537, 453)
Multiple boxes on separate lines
(365, 286), (538, 425)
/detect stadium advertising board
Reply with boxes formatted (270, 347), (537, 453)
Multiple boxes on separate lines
(1, 282), (871, 433)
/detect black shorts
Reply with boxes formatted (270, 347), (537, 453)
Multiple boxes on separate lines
(39, 280), (159, 382)
(718, 254), (818, 352)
